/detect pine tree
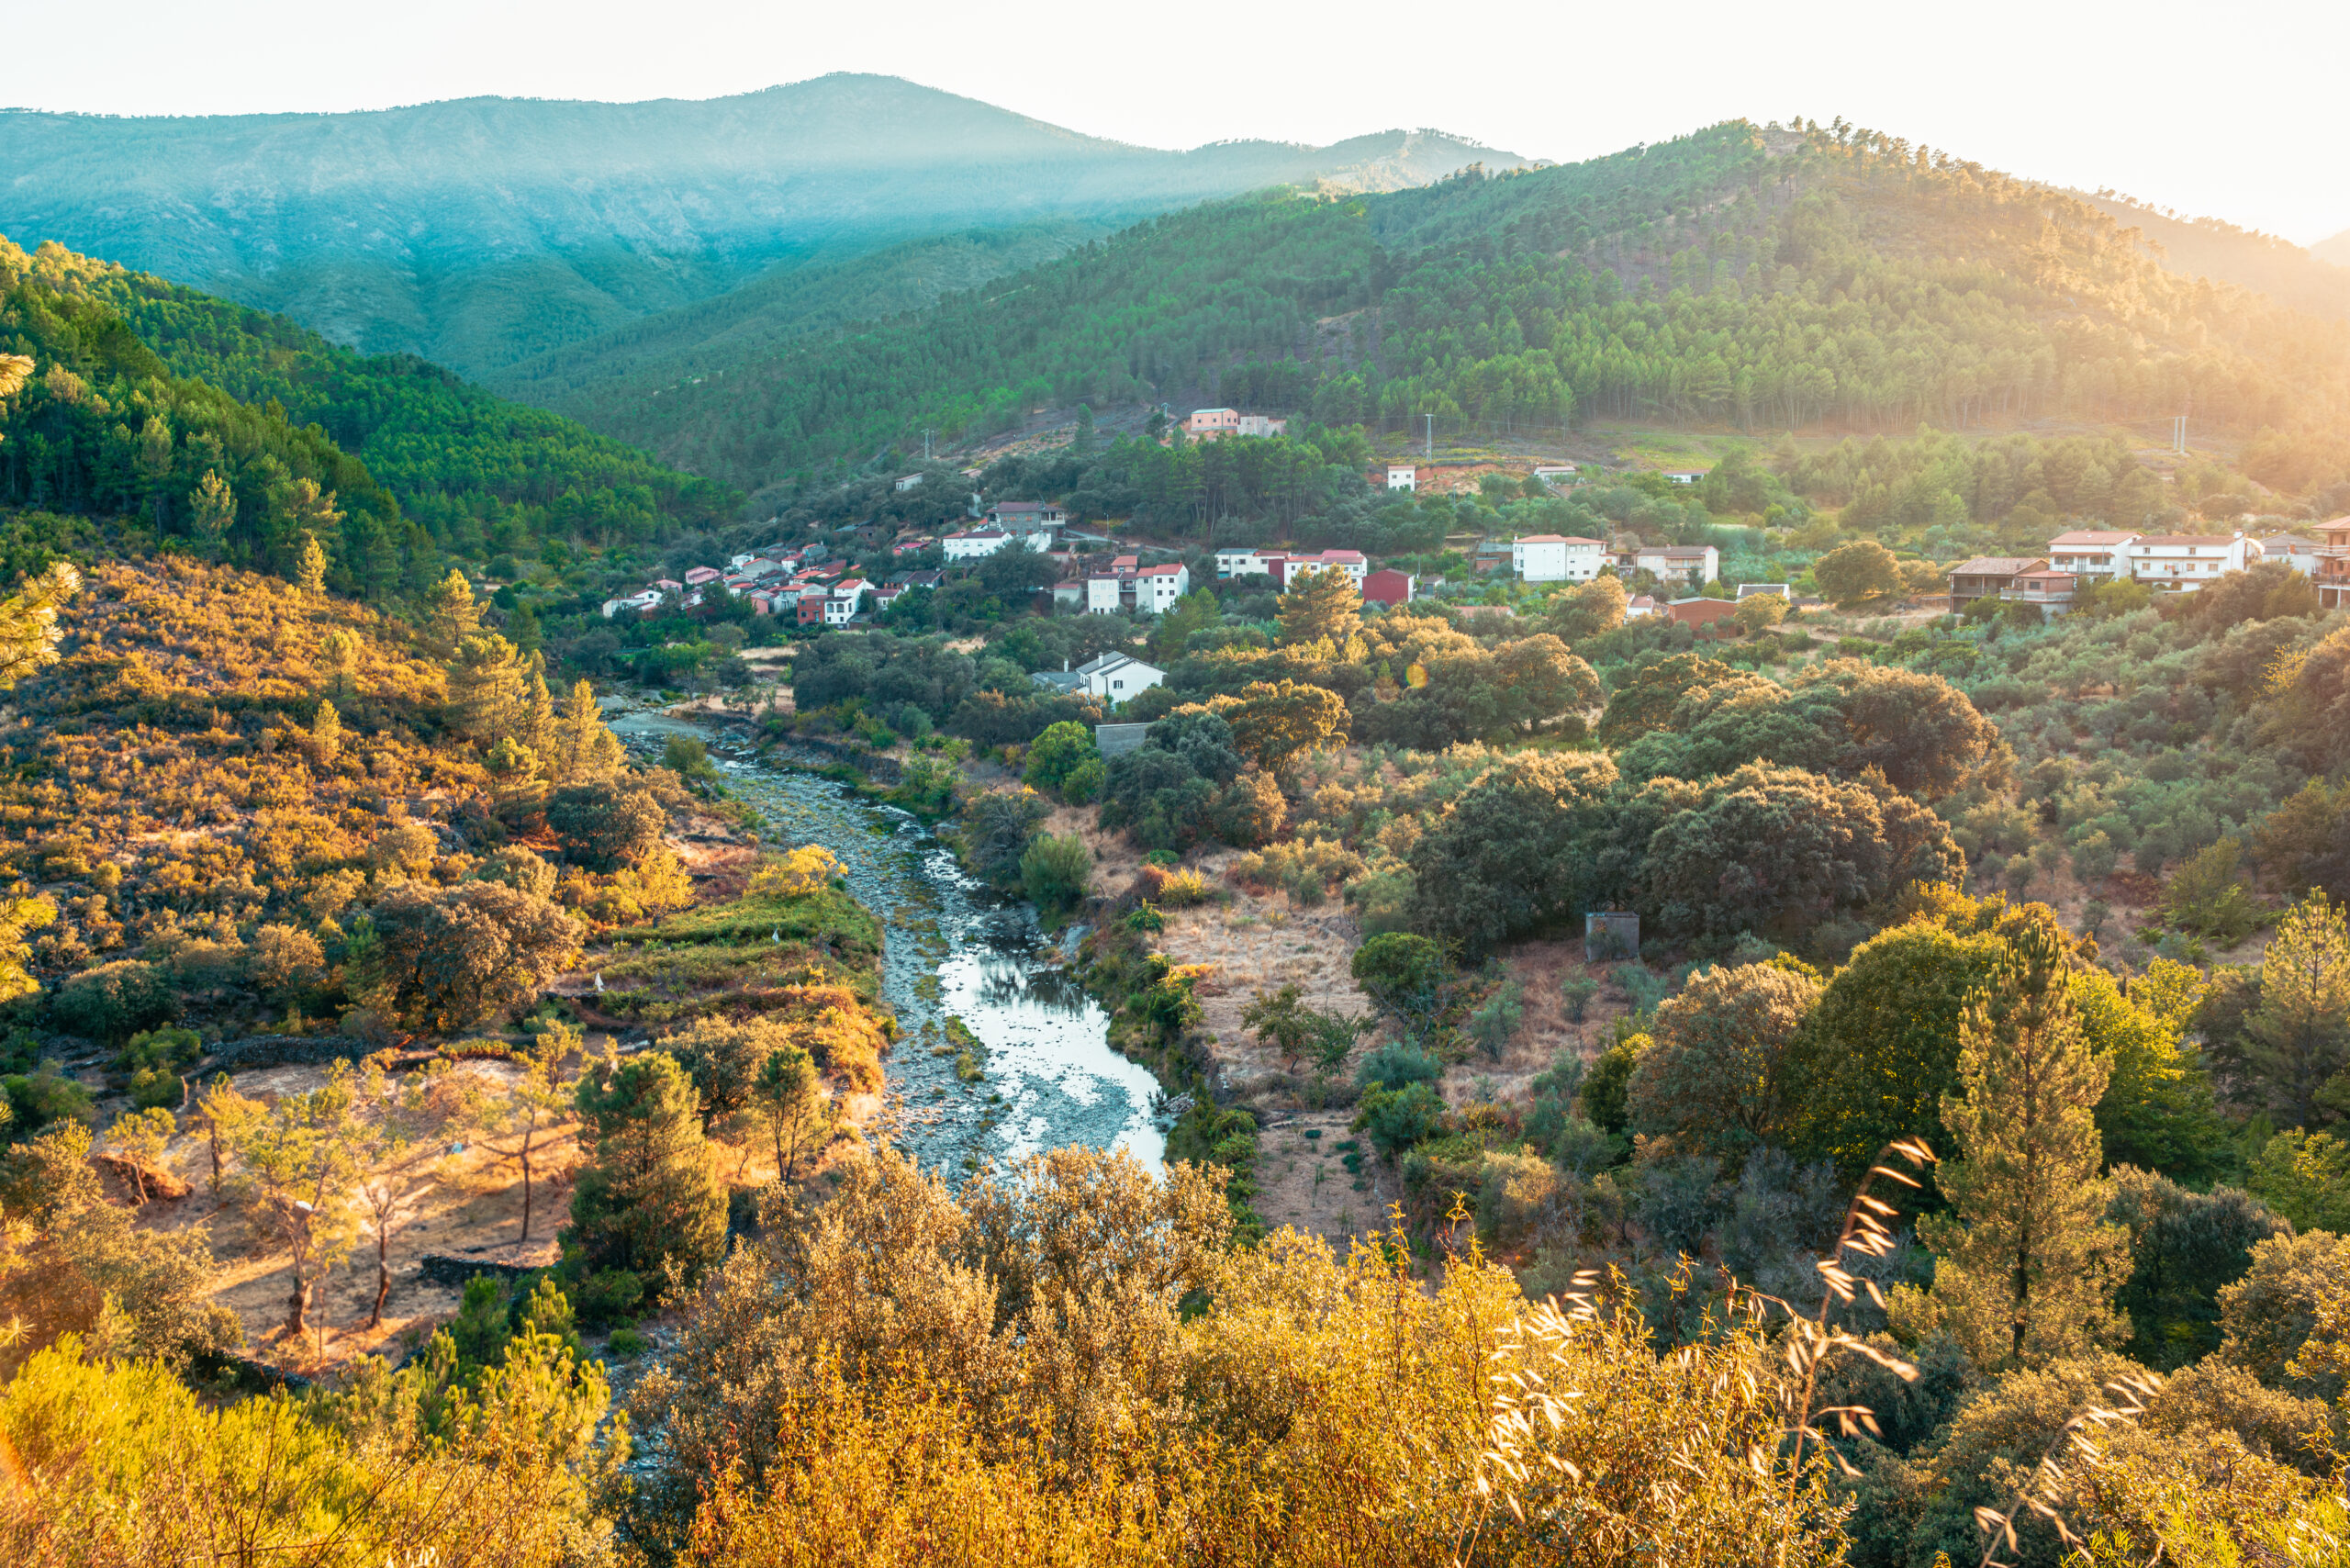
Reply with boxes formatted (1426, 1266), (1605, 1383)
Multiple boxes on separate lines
(421, 569), (481, 656)
(1919, 915), (2129, 1369)
(188, 470), (236, 560)
(2255, 890), (2350, 1126)
(564, 1050), (727, 1286)
(0, 562), (78, 693)
(1276, 566), (1362, 647)
(554, 678), (624, 784)
(520, 662), (557, 760)
(446, 633), (529, 744)
(318, 629), (361, 704)
(295, 530), (328, 592)
(310, 699), (342, 765)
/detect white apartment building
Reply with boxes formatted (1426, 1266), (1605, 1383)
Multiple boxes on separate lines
(1511, 533), (1606, 583)
(2045, 530), (2139, 582)
(1215, 548), (1276, 578)
(1085, 573), (1125, 614)
(2128, 532), (2255, 591)
(1386, 465), (1416, 491)
(1136, 563), (1190, 613)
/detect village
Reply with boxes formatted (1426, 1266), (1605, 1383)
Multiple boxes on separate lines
(597, 407), (2350, 689)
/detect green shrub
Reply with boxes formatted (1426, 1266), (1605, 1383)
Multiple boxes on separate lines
(1355, 1041), (1441, 1092)
(2, 1062), (96, 1139)
(606, 1327), (650, 1358)
(2163, 837), (2260, 945)
(1018, 833), (1091, 913)
(573, 1268), (645, 1327)
(1355, 1081), (1446, 1158)
(1581, 1038), (1639, 1134)
(1468, 981), (1523, 1061)
(118, 1025), (201, 1077)
(126, 1068), (179, 1110)
(1561, 976), (1599, 1023)
(1351, 932), (1447, 1025)
(1060, 756), (1107, 805)
(1023, 722), (1102, 798)
(50, 960), (174, 1044)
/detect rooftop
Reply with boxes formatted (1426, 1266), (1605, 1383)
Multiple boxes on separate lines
(2135, 534), (2242, 547)
(2047, 530), (2140, 546)
(1949, 556), (2047, 575)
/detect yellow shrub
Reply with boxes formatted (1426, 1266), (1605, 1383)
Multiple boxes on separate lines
(751, 845), (845, 900)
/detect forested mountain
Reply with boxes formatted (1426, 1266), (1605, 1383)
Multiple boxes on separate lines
(0, 77), (1525, 378)
(603, 119), (2350, 495)
(0, 235), (735, 589)
(2315, 229), (2350, 266)
(486, 221), (1108, 424)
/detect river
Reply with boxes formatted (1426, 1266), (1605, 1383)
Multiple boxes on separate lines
(612, 715), (1165, 1173)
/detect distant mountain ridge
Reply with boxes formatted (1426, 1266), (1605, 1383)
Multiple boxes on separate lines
(2070, 194), (2350, 319)
(0, 74), (1526, 377)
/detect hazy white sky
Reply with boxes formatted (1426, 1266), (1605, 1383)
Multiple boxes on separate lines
(14, 0), (2348, 243)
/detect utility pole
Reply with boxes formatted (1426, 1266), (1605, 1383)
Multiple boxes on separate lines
(2172, 415), (2186, 455)
(923, 430), (934, 462)
(1424, 413), (1433, 461)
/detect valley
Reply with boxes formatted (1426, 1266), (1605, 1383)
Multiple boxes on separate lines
(1, 82), (2349, 1567)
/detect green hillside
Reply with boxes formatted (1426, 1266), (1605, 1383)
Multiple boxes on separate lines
(609, 120), (2350, 495)
(0, 236), (736, 589)
(487, 221), (1109, 428)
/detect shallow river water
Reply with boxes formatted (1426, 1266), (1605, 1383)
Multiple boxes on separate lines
(613, 716), (1164, 1173)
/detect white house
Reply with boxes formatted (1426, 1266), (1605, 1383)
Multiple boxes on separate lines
(1662, 470), (1707, 487)
(1281, 549), (1369, 589)
(1074, 653), (1163, 701)
(1085, 573), (1125, 614)
(893, 474), (924, 493)
(2128, 532), (2255, 592)
(2257, 534), (2322, 575)
(1215, 548), (1276, 579)
(1136, 563), (1190, 614)
(1511, 533), (1606, 583)
(2045, 530), (2140, 583)
(1613, 543), (1720, 585)
(822, 579), (872, 626)
(1386, 465), (1417, 491)
(942, 527), (1018, 560)
(1624, 594), (1661, 619)
(1236, 413), (1287, 438)
(1533, 464), (1578, 485)
(1736, 583), (1792, 600)
(600, 590), (662, 619)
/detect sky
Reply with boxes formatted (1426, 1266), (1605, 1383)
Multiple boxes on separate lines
(14, 0), (2349, 245)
